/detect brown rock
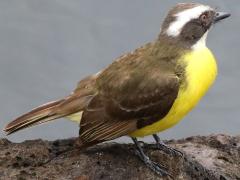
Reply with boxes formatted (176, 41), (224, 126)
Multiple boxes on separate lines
(0, 134), (239, 180)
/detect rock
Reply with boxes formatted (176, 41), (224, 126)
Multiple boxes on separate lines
(0, 134), (239, 180)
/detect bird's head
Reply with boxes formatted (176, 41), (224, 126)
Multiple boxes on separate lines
(159, 3), (230, 49)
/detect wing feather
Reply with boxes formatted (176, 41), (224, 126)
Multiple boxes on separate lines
(79, 43), (180, 144)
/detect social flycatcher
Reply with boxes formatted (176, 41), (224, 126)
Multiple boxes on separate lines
(4, 3), (230, 176)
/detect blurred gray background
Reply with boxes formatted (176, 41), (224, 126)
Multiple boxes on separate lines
(0, 0), (239, 143)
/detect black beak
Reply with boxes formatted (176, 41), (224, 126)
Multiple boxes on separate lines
(214, 12), (231, 23)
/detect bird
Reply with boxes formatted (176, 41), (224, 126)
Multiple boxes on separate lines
(4, 3), (230, 176)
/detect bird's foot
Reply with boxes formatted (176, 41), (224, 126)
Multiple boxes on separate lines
(155, 142), (183, 157)
(134, 149), (172, 177)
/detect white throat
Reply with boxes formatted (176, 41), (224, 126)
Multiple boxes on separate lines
(192, 31), (209, 50)
(166, 5), (212, 37)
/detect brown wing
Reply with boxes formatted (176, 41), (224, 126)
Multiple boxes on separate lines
(79, 59), (179, 145)
(78, 42), (181, 145)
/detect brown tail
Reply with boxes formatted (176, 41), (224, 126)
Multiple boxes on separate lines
(4, 95), (93, 135)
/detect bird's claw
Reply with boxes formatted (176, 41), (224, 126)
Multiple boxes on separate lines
(135, 150), (172, 177)
(155, 143), (183, 157)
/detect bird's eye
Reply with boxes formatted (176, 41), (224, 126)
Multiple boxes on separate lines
(200, 13), (208, 21)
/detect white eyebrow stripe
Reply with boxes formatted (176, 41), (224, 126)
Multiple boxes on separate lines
(166, 5), (212, 37)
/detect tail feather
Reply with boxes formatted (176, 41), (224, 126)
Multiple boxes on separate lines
(4, 99), (65, 135)
(4, 94), (94, 135)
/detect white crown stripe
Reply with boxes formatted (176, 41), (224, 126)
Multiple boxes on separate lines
(166, 5), (212, 37)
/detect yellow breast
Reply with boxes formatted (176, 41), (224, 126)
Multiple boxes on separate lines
(130, 47), (217, 137)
